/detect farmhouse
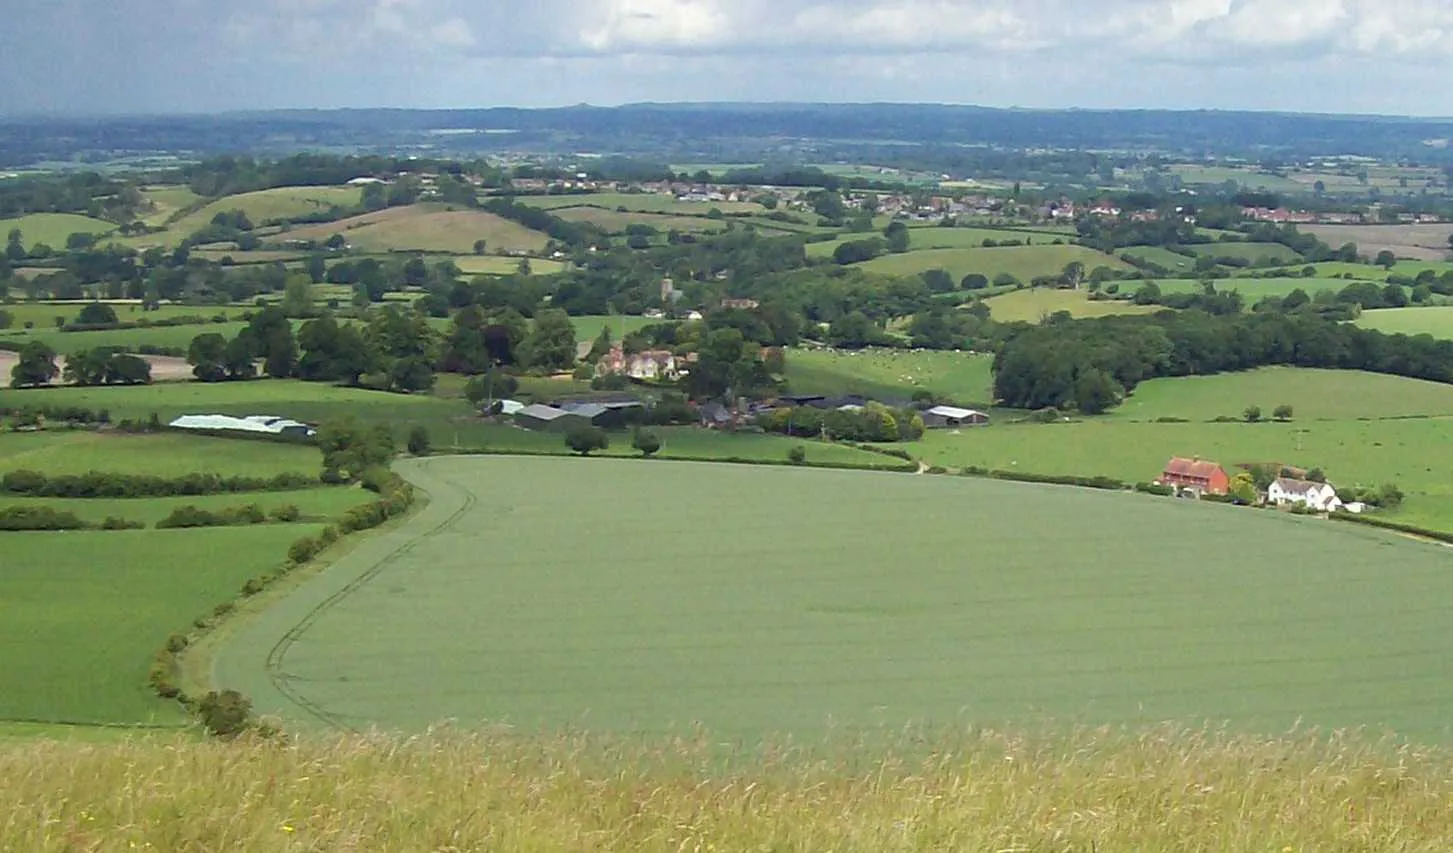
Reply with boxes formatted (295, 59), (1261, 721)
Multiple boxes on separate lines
(1158, 457), (1230, 496)
(513, 404), (588, 432)
(594, 346), (683, 382)
(921, 405), (990, 429)
(1268, 478), (1342, 512)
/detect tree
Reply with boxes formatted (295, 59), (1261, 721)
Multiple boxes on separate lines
(317, 417), (395, 480)
(921, 268), (955, 293)
(587, 325), (614, 362)
(281, 275), (315, 317)
(883, 221), (911, 253)
(1306, 467), (1326, 483)
(1243, 405), (1262, 423)
(631, 427), (662, 457)
(1375, 250), (1397, 269)
(9, 341), (59, 388)
(1060, 261), (1086, 290)
(263, 330), (298, 379)
(223, 334), (258, 380)
(565, 425), (608, 456)
(62, 348), (110, 386)
(407, 425), (431, 456)
(197, 689), (252, 739)
(1273, 404), (1294, 422)
(1072, 368), (1120, 415)
(76, 302), (119, 325)
(788, 445), (807, 465)
(106, 353), (152, 385)
(187, 333), (229, 382)
(961, 273), (989, 291)
(472, 239), (488, 255)
(1229, 472), (1257, 505)
(519, 308), (576, 372)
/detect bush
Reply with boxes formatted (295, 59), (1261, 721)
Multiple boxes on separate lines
(1135, 482), (1174, 496)
(288, 536), (322, 564)
(565, 425), (609, 456)
(197, 689), (253, 738)
(0, 505), (90, 531)
(101, 515), (145, 530)
(631, 428), (662, 457)
(407, 425), (431, 456)
(788, 445), (807, 465)
(269, 504), (302, 523)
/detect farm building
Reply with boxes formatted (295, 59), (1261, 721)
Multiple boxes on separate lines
(513, 404), (588, 432)
(1268, 478), (1342, 512)
(921, 405), (990, 428)
(559, 400), (645, 429)
(1159, 457), (1230, 496)
(699, 401), (733, 429)
(169, 414), (315, 437)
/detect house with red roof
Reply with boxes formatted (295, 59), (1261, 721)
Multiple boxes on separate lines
(1158, 457), (1230, 496)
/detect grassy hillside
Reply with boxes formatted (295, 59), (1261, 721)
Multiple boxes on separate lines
(138, 185), (203, 226)
(452, 255), (566, 276)
(4, 728), (1453, 851)
(1155, 277), (1375, 299)
(167, 187), (363, 236)
(0, 431), (319, 478)
(859, 245), (1130, 282)
(284, 204), (548, 253)
(984, 288), (1161, 323)
(551, 206), (729, 234)
(787, 348), (995, 403)
(1183, 242), (1304, 263)
(0, 213), (115, 248)
(1113, 367), (1453, 421)
(1355, 306), (1453, 339)
(1118, 246), (1197, 273)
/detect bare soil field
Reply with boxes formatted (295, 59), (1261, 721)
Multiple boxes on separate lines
(0, 353), (193, 384)
(1303, 224), (1453, 261)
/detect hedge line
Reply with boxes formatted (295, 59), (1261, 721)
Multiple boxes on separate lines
(149, 470), (417, 714)
(155, 503), (301, 529)
(1328, 512), (1453, 545)
(2, 469), (317, 498)
(0, 505), (146, 531)
(961, 467), (1129, 491)
(448, 445), (919, 473)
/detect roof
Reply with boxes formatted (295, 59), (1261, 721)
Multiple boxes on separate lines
(1163, 457), (1225, 478)
(497, 399), (525, 416)
(925, 405), (988, 420)
(1272, 477), (1330, 496)
(565, 403), (610, 419)
(515, 404), (576, 421)
(169, 414), (314, 436)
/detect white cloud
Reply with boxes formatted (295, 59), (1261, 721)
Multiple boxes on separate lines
(579, 0), (734, 51)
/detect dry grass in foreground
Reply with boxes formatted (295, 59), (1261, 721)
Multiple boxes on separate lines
(3, 726), (1451, 851)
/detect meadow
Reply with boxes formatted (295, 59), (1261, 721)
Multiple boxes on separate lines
(1355, 306), (1453, 338)
(859, 245), (1130, 282)
(283, 204), (548, 254)
(0, 430), (319, 478)
(1111, 367), (1453, 422)
(217, 455), (1453, 742)
(137, 185), (203, 226)
(0, 486), (371, 526)
(1183, 241), (1304, 264)
(1303, 224), (1453, 262)
(1155, 276), (1371, 299)
(0, 320), (249, 355)
(520, 192), (768, 216)
(451, 254), (566, 276)
(983, 288), (1160, 323)
(0, 212), (116, 248)
(551, 206), (729, 234)
(806, 227), (1071, 260)
(786, 347), (994, 404)
(0, 302), (238, 328)
(1118, 245), (1197, 273)
(0, 525), (323, 726)
(163, 186), (363, 238)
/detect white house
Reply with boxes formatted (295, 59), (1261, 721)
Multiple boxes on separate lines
(1268, 477), (1342, 512)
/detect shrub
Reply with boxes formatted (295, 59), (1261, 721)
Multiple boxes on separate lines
(288, 536), (322, 564)
(631, 428), (662, 457)
(407, 425), (431, 456)
(1243, 405), (1262, 423)
(788, 445), (807, 465)
(101, 516), (145, 530)
(0, 505), (90, 531)
(565, 425), (609, 456)
(197, 689), (253, 738)
(1135, 482), (1174, 496)
(269, 504), (302, 523)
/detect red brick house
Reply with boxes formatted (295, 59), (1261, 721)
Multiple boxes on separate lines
(1159, 457), (1230, 496)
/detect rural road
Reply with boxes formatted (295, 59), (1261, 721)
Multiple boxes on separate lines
(210, 456), (474, 731)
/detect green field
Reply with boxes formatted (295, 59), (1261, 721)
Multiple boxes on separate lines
(858, 245), (1131, 282)
(1165, 165), (1303, 192)
(1184, 242), (1304, 264)
(0, 486), (370, 526)
(453, 255), (566, 276)
(138, 185), (203, 226)
(1355, 306), (1453, 338)
(787, 347), (994, 404)
(984, 288), (1161, 323)
(0, 213), (116, 249)
(1118, 246), (1197, 273)
(284, 204), (548, 254)
(0, 430), (320, 478)
(0, 525), (322, 726)
(0, 303), (238, 329)
(520, 192), (768, 216)
(166, 186), (363, 237)
(1155, 277), (1373, 300)
(807, 227), (1071, 260)
(217, 455), (1453, 741)
(0, 321), (248, 355)
(1113, 367), (1453, 421)
(551, 206), (729, 234)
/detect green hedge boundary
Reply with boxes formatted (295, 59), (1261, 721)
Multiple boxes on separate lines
(446, 445), (919, 474)
(1, 469), (318, 499)
(1327, 512), (1453, 545)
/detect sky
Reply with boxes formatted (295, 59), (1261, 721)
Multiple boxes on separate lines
(2, 0), (1453, 117)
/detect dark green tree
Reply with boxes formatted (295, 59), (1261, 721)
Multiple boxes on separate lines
(76, 302), (119, 325)
(631, 428), (662, 457)
(519, 308), (577, 372)
(565, 425), (609, 456)
(187, 333), (229, 382)
(9, 341), (59, 388)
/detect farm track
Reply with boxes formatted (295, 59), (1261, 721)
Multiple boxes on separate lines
(253, 458), (475, 731)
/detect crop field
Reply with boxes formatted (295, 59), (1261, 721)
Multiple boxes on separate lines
(550, 207), (728, 234)
(1302, 224), (1453, 262)
(0, 431), (320, 478)
(0, 213), (116, 248)
(0, 321), (249, 355)
(1183, 242), (1304, 264)
(859, 245), (1130, 283)
(917, 416), (1453, 530)
(283, 204), (548, 254)
(452, 255), (566, 276)
(164, 186), (363, 237)
(520, 192), (768, 216)
(217, 455), (1453, 741)
(1164, 165), (1303, 192)
(1112, 367), (1453, 421)
(1118, 246), (1197, 273)
(1355, 306), (1453, 339)
(1154, 277), (1371, 300)
(0, 525), (323, 726)
(0, 486), (370, 526)
(787, 347), (994, 403)
(983, 289), (1160, 323)
(806, 227), (1071, 260)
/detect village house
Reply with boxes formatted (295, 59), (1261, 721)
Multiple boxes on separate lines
(1158, 457), (1230, 496)
(594, 346), (684, 382)
(1267, 478), (1342, 512)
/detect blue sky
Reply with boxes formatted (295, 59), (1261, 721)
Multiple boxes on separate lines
(3, 0), (1452, 116)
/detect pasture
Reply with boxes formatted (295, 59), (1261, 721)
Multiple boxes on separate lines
(0, 431), (320, 478)
(1112, 367), (1453, 421)
(519, 192), (769, 216)
(859, 245), (1130, 282)
(1164, 165), (1303, 192)
(137, 185), (203, 225)
(787, 347), (994, 403)
(283, 204), (548, 254)
(0, 525), (323, 726)
(1302, 224), (1453, 262)
(0, 321), (249, 356)
(550, 207), (728, 235)
(1154, 277), (1375, 300)
(0, 302), (238, 328)
(452, 255), (566, 276)
(218, 455), (1453, 741)
(0, 486), (370, 526)
(983, 288), (1160, 323)
(1183, 242), (1304, 264)
(1355, 306), (1453, 339)
(1118, 246), (1197, 273)
(165, 186), (363, 237)
(0, 213), (115, 248)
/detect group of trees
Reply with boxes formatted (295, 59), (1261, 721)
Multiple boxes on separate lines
(7, 342), (151, 390)
(757, 402), (925, 443)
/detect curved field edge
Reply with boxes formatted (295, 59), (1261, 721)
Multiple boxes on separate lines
(5, 727), (1453, 851)
(214, 456), (1453, 742)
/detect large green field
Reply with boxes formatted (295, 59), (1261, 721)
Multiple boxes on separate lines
(1118, 246), (1197, 273)
(218, 455), (1453, 741)
(1113, 367), (1453, 421)
(859, 245), (1131, 282)
(983, 288), (1161, 323)
(0, 213), (116, 248)
(283, 204), (548, 254)
(0, 320), (249, 355)
(1355, 306), (1453, 339)
(520, 192), (768, 216)
(0, 430), (319, 478)
(1184, 242), (1305, 264)
(0, 525), (323, 726)
(168, 187), (363, 236)
(0, 486), (370, 526)
(0, 302), (238, 329)
(787, 347), (994, 404)
(551, 206), (729, 234)
(807, 227), (1071, 260)
(1155, 277), (1374, 300)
